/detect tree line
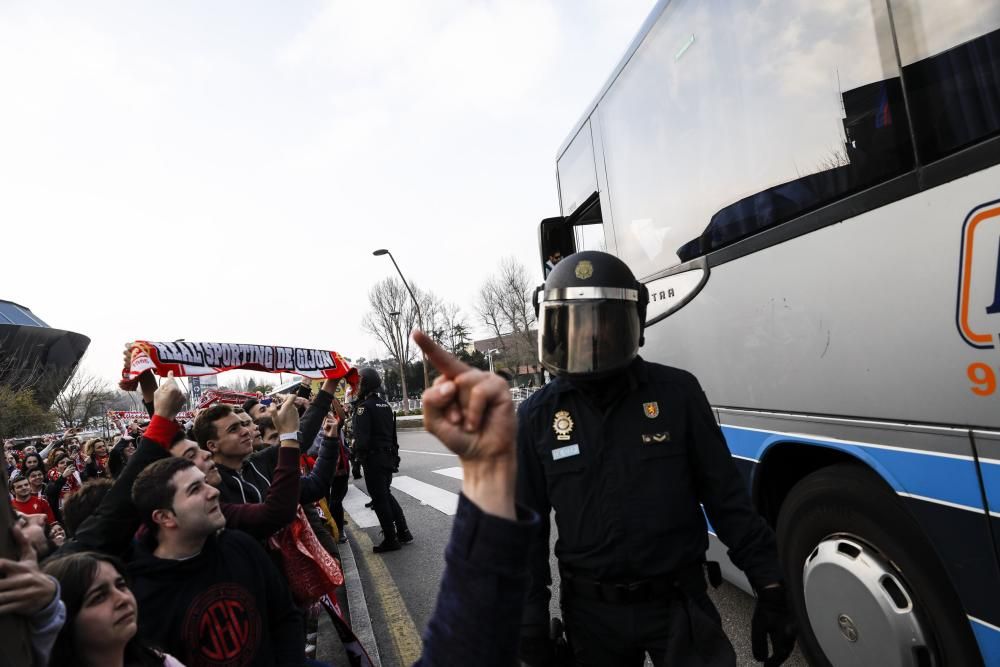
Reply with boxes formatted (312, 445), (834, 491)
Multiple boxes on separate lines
(361, 256), (540, 405)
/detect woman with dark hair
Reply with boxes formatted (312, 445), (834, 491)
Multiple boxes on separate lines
(42, 552), (183, 667)
(21, 452), (45, 477)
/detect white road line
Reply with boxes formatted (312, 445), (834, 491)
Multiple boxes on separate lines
(433, 467), (464, 480)
(338, 527), (381, 667)
(392, 476), (460, 515)
(399, 448), (458, 458)
(343, 484), (380, 528)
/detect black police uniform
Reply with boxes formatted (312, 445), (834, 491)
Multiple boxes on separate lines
(353, 392), (410, 549)
(517, 360), (783, 666)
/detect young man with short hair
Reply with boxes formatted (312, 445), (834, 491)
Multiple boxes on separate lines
(60, 374), (303, 558)
(197, 384), (341, 508)
(27, 468), (46, 497)
(128, 456), (304, 665)
(10, 476), (56, 525)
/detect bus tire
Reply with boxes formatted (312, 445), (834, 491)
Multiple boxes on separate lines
(775, 463), (983, 667)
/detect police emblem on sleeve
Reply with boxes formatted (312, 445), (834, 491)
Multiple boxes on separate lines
(574, 260), (594, 280)
(552, 410), (574, 441)
(643, 402), (659, 418)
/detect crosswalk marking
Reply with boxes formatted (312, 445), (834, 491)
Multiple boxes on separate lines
(398, 448), (457, 458)
(345, 472), (462, 527)
(391, 476), (459, 515)
(344, 484), (380, 528)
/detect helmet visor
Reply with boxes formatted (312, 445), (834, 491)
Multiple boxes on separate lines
(539, 300), (640, 376)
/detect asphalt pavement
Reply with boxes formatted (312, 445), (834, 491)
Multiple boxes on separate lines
(322, 430), (808, 667)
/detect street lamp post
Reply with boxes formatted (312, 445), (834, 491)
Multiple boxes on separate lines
(373, 248), (430, 393)
(486, 348), (500, 374)
(389, 311), (409, 411)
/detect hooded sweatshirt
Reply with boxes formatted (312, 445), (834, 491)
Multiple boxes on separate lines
(128, 529), (303, 667)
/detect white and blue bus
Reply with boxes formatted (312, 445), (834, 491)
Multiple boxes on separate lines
(538, 1), (1000, 665)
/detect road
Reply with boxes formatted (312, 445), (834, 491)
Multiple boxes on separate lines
(321, 430), (808, 667)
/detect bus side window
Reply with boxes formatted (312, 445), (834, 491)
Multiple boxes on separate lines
(598, 0), (914, 276)
(889, 1), (1000, 162)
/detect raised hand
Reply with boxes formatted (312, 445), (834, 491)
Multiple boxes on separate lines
(153, 371), (186, 420)
(272, 391), (301, 438)
(0, 523), (57, 616)
(414, 330), (516, 462)
(322, 413), (339, 438)
(413, 330), (516, 519)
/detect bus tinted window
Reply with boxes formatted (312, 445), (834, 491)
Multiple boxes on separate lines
(557, 122), (599, 217)
(890, 1), (1000, 162)
(598, 0), (914, 276)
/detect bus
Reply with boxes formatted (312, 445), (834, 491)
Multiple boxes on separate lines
(537, 1), (1000, 665)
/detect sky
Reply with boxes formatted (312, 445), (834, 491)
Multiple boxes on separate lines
(1, 0), (657, 386)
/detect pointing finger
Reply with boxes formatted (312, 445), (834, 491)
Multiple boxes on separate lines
(413, 330), (468, 380)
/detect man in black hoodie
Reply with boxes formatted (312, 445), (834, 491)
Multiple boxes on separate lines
(129, 455), (304, 666)
(198, 379), (338, 507)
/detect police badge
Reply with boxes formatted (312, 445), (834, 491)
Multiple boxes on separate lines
(552, 410), (574, 441)
(643, 402), (659, 418)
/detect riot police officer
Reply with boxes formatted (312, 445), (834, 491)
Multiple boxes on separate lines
(352, 367), (413, 553)
(516, 251), (796, 666)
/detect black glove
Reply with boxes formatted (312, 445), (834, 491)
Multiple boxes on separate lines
(751, 586), (797, 666)
(518, 634), (556, 667)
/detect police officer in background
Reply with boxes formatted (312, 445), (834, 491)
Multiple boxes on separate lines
(517, 251), (796, 666)
(353, 367), (413, 553)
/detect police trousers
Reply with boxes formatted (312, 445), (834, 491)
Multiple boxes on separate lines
(363, 464), (407, 539)
(561, 589), (737, 667)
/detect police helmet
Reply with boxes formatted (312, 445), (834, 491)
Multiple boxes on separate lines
(533, 251), (648, 378)
(358, 367), (382, 396)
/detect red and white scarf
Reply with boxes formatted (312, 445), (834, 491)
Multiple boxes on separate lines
(121, 340), (354, 390)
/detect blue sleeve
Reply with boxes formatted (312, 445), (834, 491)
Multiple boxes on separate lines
(414, 494), (540, 667)
(30, 578), (66, 666)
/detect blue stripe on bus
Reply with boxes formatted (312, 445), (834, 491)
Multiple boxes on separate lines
(978, 461), (1000, 515)
(720, 426), (986, 512)
(971, 617), (1000, 667)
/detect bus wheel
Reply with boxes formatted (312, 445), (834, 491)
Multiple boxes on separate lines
(776, 463), (982, 667)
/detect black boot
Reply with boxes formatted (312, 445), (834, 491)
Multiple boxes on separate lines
(397, 528), (414, 544)
(373, 528), (401, 553)
(373, 537), (402, 553)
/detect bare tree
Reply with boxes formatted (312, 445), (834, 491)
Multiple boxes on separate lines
(104, 389), (144, 413)
(51, 371), (116, 429)
(476, 257), (538, 378)
(362, 277), (422, 408)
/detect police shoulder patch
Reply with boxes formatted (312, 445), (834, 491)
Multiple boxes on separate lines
(357, 406), (366, 415)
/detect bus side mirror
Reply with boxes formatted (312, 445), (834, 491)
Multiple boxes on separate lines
(539, 216), (576, 278)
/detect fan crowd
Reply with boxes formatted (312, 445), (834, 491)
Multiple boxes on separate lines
(1, 337), (535, 667)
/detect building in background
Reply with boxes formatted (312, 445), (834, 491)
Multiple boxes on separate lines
(473, 331), (541, 386)
(0, 300), (90, 406)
